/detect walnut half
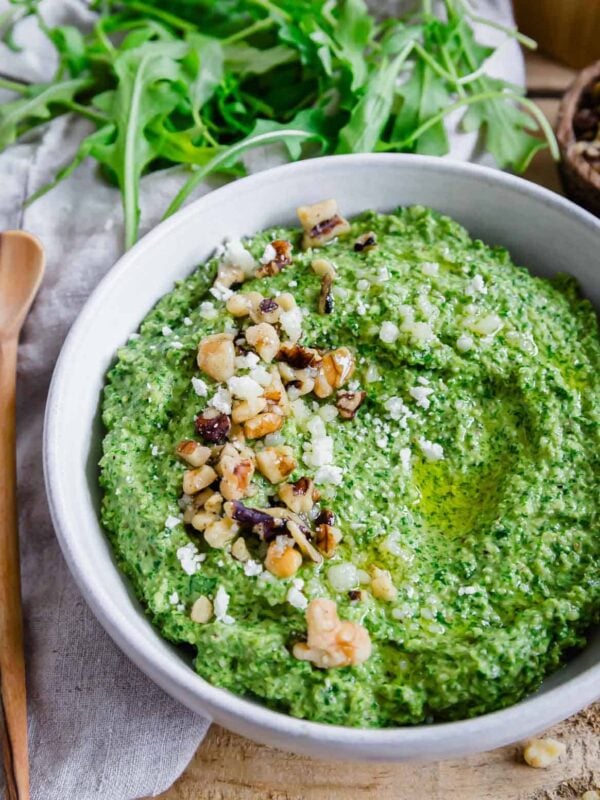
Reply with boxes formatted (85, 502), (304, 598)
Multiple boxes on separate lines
(297, 200), (351, 249)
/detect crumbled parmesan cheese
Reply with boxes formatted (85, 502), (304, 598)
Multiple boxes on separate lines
(213, 586), (234, 624)
(260, 243), (277, 265)
(318, 404), (338, 422)
(467, 314), (503, 337)
(249, 365), (272, 386)
(357, 278), (370, 291)
(199, 301), (218, 320)
(151, 444), (159, 456)
(379, 321), (400, 344)
(235, 352), (260, 370)
(279, 307), (303, 342)
(210, 282), (234, 302)
(208, 386), (232, 414)
(183, 316), (193, 326)
(409, 385), (434, 409)
(384, 396), (412, 424)
(165, 515), (181, 530)
(222, 238), (257, 275)
(169, 591), (179, 605)
(421, 261), (439, 276)
(465, 274), (487, 297)
(228, 375), (264, 401)
(456, 334), (474, 352)
(458, 586), (477, 596)
(328, 562), (359, 592)
(399, 447), (412, 471)
(176, 542), (205, 576)
(286, 584), (308, 610)
(191, 377), (208, 397)
(314, 465), (343, 485)
(170, 340), (183, 350)
(373, 266), (389, 284)
(162, 325), (173, 337)
(243, 559), (263, 577)
(417, 437), (444, 461)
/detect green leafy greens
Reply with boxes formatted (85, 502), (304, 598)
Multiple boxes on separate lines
(0, 0), (557, 248)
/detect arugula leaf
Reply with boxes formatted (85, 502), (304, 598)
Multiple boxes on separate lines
(392, 59), (450, 156)
(0, 78), (91, 148)
(89, 41), (190, 247)
(336, 53), (407, 154)
(330, 0), (373, 91)
(461, 79), (546, 172)
(223, 42), (298, 76)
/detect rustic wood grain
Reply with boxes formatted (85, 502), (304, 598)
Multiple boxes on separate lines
(156, 53), (597, 800)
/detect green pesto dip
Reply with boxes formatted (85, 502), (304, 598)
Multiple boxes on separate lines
(100, 206), (600, 727)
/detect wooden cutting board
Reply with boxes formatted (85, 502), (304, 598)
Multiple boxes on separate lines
(156, 54), (600, 800)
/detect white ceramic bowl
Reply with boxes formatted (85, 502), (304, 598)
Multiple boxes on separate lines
(44, 154), (600, 761)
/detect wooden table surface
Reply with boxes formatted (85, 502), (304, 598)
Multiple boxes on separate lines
(157, 53), (600, 800)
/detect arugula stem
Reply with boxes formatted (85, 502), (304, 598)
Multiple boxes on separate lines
(122, 1), (198, 32)
(163, 129), (316, 219)
(123, 54), (150, 249)
(455, 1), (538, 49)
(379, 89), (542, 151)
(223, 18), (274, 44)
(247, 0), (291, 23)
(0, 77), (29, 95)
(62, 100), (109, 124)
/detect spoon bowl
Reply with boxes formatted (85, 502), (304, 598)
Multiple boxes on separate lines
(0, 231), (45, 339)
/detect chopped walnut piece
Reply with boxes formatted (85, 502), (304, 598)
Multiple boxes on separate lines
(523, 738), (566, 769)
(182, 464), (218, 496)
(256, 239), (293, 277)
(297, 200), (351, 249)
(292, 599), (372, 668)
(245, 322), (280, 363)
(204, 517), (239, 549)
(244, 411), (284, 439)
(253, 297), (281, 325)
(336, 390), (366, 420)
(190, 510), (219, 532)
(181, 488), (213, 523)
(175, 440), (211, 468)
(353, 231), (377, 252)
(315, 523), (343, 557)
(195, 407), (231, 444)
(263, 365), (288, 406)
(370, 566), (398, 601)
(226, 293), (252, 317)
(318, 273), (334, 315)
(276, 342), (322, 370)
(197, 332), (235, 382)
(265, 539), (302, 578)
(218, 447), (255, 501)
(314, 347), (355, 398)
(190, 596), (213, 624)
(278, 477), (316, 514)
(216, 262), (245, 289)
(204, 492), (223, 515)
(231, 537), (251, 562)
(264, 511), (322, 564)
(255, 445), (297, 483)
(232, 395), (268, 423)
(311, 258), (336, 278)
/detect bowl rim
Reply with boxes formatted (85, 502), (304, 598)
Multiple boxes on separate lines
(44, 153), (600, 760)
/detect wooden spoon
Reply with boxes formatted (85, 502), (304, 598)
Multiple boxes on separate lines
(0, 230), (45, 800)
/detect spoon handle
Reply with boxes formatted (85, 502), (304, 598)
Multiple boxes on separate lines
(0, 337), (30, 800)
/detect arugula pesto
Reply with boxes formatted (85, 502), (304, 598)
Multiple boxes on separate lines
(101, 206), (600, 727)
